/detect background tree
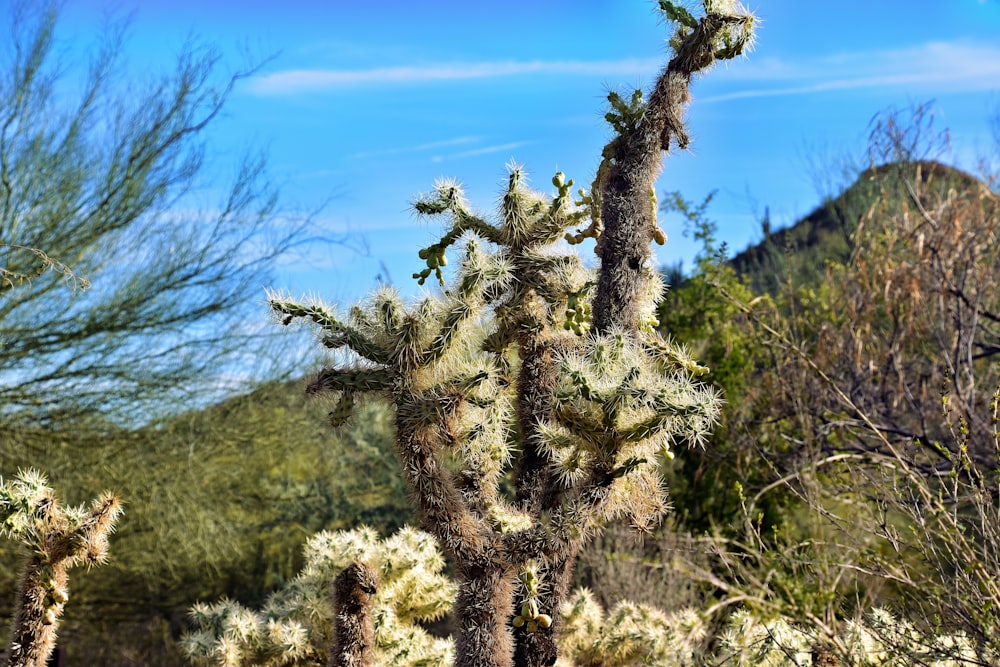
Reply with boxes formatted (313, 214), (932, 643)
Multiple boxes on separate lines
(0, 0), (307, 437)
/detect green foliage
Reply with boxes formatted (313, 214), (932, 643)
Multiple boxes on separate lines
(655, 192), (782, 535)
(651, 106), (1000, 665)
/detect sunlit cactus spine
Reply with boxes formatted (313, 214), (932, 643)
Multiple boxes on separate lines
(716, 608), (984, 667)
(269, 2), (753, 665)
(183, 527), (455, 667)
(0, 469), (122, 667)
(557, 589), (706, 667)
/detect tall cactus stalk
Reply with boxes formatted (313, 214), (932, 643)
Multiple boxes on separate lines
(1, 470), (122, 667)
(270, 3), (753, 665)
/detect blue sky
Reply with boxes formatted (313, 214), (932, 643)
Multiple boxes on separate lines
(61, 1), (1000, 303)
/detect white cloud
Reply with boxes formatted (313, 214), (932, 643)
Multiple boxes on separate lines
(700, 41), (1000, 103)
(431, 141), (534, 163)
(247, 58), (663, 95)
(352, 136), (481, 159)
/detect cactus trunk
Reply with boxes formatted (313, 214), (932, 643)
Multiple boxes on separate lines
(453, 563), (516, 667)
(6, 556), (69, 667)
(330, 561), (379, 667)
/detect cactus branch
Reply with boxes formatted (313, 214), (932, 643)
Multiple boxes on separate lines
(329, 561), (379, 667)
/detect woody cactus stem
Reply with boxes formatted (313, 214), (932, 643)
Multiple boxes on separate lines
(330, 561), (379, 667)
(1, 470), (122, 667)
(592, 0), (754, 335)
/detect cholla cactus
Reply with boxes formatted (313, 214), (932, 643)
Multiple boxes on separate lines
(557, 588), (705, 666)
(716, 608), (984, 667)
(716, 611), (814, 667)
(0, 469), (122, 667)
(183, 526), (455, 667)
(269, 3), (752, 666)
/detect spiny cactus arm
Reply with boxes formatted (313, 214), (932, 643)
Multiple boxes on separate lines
(525, 172), (590, 247)
(412, 180), (503, 285)
(307, 367), (396, 396)
(619, 392), (717, 444)
(642, 336), (711, 376)
(268, 292), (391, 365)
(67, 492), (123, 567)
(418, 300), (476, 367)
(393, 399), (492, 563)
(592, 0), (755, 335)
(413, 180), (502, 242)
(499, 166), (552, 248)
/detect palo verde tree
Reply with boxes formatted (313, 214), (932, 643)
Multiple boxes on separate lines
(0, 0), (304, 439)
(270, 2), (754, 666)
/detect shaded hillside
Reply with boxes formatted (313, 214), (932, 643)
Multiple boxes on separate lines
(0, 379), (412, 666)
(729, 160), (989, 293)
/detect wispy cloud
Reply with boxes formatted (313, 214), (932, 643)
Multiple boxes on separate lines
(352, 136), (481, 159)
(247, 58), (662, 95)
(700, 41), (1000, 103)
(431, 141), (534, 163)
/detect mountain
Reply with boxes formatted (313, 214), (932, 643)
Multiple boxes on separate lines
(728, 160), (990, 293)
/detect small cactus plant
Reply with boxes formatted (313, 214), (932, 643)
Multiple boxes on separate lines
(1, 469), (122, 667)
(183, 526), (455, 667)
